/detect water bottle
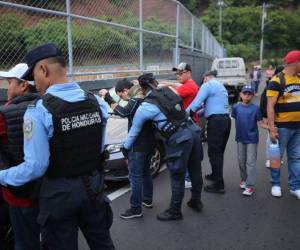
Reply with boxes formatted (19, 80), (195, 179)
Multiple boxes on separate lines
(269, 140), (280, 169)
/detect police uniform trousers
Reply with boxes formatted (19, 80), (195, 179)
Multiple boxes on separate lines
(165, 122), (203, 213)
(37, 172), (115, 250)
(207, 114), (231, 188)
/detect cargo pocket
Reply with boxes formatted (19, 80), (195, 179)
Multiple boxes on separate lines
(165, 150), (184, 174)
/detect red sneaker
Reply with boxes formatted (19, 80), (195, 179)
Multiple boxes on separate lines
(239, 181), (246, 189)
(243, 187), (254, 196)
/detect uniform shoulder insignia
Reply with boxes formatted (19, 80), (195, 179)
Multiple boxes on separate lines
(23, 118), (34, 140)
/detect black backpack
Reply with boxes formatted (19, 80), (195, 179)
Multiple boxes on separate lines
(260, 72), (285, 118)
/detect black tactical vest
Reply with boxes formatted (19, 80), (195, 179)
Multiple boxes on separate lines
(42, 93), (103, 178)
(0, 93), (40, 198)
(144, 87), (188, 137)
(129, 98), (156, 152)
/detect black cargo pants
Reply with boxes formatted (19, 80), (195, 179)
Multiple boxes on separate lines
(165, 122), (203, 213)
(37, 172), (115, 250)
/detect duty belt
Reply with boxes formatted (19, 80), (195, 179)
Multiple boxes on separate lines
(160, 118), (193, 138)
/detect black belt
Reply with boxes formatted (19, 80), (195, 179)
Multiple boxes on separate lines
(207, 114), (229, 120)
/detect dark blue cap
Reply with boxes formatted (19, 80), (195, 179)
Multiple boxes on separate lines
(241, 85), (254, 94)
(22, 43), (63, 81)
(138, 73), (157, 89)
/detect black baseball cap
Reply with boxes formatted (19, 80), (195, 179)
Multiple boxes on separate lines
(172, 62), (192, 72)
(22, 43), (63, 81)
(138, 73), (158, 89)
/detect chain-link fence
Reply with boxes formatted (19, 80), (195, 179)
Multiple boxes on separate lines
(0, 0), (224, 82)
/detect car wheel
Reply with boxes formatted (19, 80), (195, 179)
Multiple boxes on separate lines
(150, 144), (162, 177)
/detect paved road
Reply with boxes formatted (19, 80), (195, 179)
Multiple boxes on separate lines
(79, 82), (300, 250)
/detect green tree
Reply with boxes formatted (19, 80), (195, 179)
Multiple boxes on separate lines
(0, 14), (27, 68)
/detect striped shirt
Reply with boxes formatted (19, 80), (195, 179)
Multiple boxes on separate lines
(266, 71), (300, 128)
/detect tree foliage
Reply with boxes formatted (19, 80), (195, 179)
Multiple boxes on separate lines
(199, 1), (300, 61)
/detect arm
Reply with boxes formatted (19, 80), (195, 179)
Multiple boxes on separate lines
(267, 96), (278, 141)
(0, 105), (50, 186)
(123, 104), (155, 149)
(266, 79), (281, 141)
(186, 83), (210, 113)
(159, 81), (182, 89)
(113, 99), (139, 118)
(256, 107), (268, 129)
(259, 120), (269, 129)
(96, 95), (109, 152)
(259, 117), (269, 129)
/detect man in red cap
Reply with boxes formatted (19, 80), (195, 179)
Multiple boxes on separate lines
(267, 50), (300, 199)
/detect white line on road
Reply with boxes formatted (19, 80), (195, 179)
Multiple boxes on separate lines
(107, 165), (167, 201)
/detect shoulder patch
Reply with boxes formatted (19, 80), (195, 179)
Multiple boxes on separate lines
(23, 118), (34, 140)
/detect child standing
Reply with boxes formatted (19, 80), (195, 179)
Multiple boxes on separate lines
(232, 85), (266, 196)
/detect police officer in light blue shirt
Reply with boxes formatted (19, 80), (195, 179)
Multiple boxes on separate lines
(0, 43), (115, 250)
(123, 73), (204, 221)
(187, 70), (231, 194)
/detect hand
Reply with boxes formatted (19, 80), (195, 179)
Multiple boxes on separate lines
(269, 126), (278, 142)
(99, 89), (108, 97)
(121, 147), (129, 159)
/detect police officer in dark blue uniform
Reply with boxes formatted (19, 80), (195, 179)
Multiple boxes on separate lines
(0, 43), (115, 250)
(123, 73), (203, 221)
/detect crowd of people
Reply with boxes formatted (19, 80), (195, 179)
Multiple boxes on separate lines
(0, 42), (299, 250)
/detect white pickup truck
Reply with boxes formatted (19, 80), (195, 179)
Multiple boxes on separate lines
(211, 57), (247, 100)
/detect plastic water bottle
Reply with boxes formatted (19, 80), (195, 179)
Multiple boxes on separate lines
(269, 140), (280, 169)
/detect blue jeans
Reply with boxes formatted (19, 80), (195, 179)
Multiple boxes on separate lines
(271, 127), (300, 190)
(128, 150), (153, 209)
(9, 205), (40, 250)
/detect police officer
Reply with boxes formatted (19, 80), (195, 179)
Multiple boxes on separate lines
(187, 70), (231, 194)
(100, 79), (156, 219)
(123, 73), (203, 221)
(0, 63), (40, 250)
(0, 43), (115, 250)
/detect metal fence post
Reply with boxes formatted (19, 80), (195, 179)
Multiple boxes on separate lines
(201, 24), (205, 53)
(175, 3), (180, 66)
(139, 0), (144, 73)
(191, 15), (194, 52)
(66, 0), (74, 80)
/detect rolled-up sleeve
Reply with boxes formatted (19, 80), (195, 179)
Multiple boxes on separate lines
(186, 83), (210, 113)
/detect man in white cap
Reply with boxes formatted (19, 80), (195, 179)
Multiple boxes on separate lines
(0, 63), (40, 250)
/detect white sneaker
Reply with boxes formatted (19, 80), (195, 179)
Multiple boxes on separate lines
(185, 181), (192, 189)
(242, 187), (254, 196)
(271, 186), (282, 197)
(290, 189), (300, 200)
(240, 181), (246, 189)
(265, 160), (270, 168)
